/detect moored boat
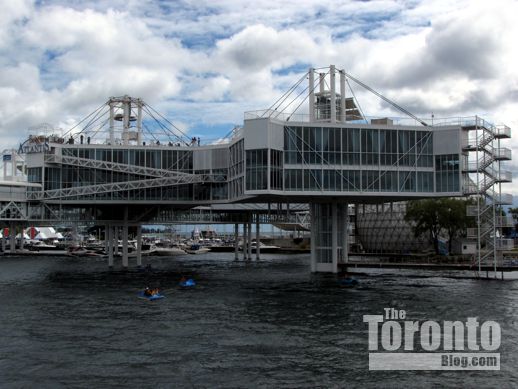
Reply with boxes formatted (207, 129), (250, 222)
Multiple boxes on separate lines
(184, 244), (210, 254)
(153, 246), (186, 256)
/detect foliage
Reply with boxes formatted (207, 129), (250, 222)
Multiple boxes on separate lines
(405, 199), (441, 254)
(509, 208), (518, 232)
(405, 198), (475, 255)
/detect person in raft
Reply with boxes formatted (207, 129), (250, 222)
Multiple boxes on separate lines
(144, 287), (159, 296)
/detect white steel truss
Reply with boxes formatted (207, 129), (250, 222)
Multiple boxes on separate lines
(27, 175), (203, 200)
(0, 201), (27, 220)
(44, 154), (227, 183)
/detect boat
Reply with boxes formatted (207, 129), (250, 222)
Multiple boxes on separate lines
(27, 240), (58, 251)
(137, 291), (165, 300)
(67, 246), (104, 257)
(240, 241), (281, 253)
(153, 246), (186, 256)
(184, 244), (210, 254)
(179, 278), (196, 287)
(208, 244), (235, 252)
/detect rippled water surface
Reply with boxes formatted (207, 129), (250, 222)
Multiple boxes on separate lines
(0, 253), (517, 388)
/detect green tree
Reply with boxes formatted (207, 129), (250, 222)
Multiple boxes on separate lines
(437, 198), (475, 254)
(405, 199), (441, 254)
(405, 198), (475, 255)
(509, 207), (518, 233)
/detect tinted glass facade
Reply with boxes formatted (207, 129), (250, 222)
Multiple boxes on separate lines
(283, 125), (436, 193)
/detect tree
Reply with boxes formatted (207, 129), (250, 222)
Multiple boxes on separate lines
(405, 199), (441, 254)
(508, 207), (518, 234)
(405, 198), (475, 255)
(437, 198), (475, 254)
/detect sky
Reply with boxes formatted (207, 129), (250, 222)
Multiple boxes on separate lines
(1, 0), (517, 191)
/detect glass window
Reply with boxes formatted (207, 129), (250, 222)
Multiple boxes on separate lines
(435, 154), (460, 192)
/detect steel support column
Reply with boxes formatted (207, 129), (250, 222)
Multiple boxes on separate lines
(122, 208), (129, 268)
(242, 223), (247, 261)
(256, 218), (260, 261)
(108, 225), (114, 268)
(9, 223), (16, 252)
(247, 220), (252, 260)
(136, 224), (142, 267)
(234, 223), (239, 260)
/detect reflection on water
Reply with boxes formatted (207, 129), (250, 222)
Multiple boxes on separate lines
(0, 253), (517, 387)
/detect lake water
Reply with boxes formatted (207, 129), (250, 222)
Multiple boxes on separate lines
(0, 253), (516, 388)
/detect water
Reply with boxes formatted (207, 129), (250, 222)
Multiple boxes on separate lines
(0, 253), (517, 388)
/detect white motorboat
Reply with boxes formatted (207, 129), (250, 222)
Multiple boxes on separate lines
(27, 240), (58, 251)
(240, 241), (281, 253)
(184, 244), (211, 254)
(152, 245), (186, 256)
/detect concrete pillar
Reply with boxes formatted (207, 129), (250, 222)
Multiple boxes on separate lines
(340, 70), (346, 123)
(20, 227), (25, 250)
(136, 224), (142, 267)
(242, 223), (248, 261)
(256, 219), (260, 261)
(310, 203), (341, 273)
(122, 208), (129, 268)
(344, 203), (349, 264)
(247, 221), (252, 260)
(105, 225), (109, 254)
(330, 65), (336, 123)
(114, 227), (119, 256)
(108, 225), (114, 268)
(331, 203), (338, 273)
(310, 204), (316, 272)
(9, 223), (16, 252)
(234, 223), (239, 260)
(309, 68), (315, 122)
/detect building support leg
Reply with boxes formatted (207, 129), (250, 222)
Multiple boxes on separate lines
(332, 202), (338, 274)
(108, 225), (114, 269)
(20, 227), (25, 250)
(234, 223), (239, 261)
(344, 203), (349, 265)
(247, 220), (252, 260)
(242, 223), (247, 261)
(122, 209), (129, 269)
(9, 223), (16, 253)
(105, 225), (109, 254)
(310, 204), (316, 272)
(114, 226), (119, 257)
(136, 224), (142, 268)
(256, 219), (260, 261)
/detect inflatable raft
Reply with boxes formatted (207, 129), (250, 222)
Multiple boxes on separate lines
(179, 279), (196, 287)
(138, 291), (165, 300)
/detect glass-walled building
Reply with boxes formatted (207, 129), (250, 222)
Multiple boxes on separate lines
(19, 66), (512, 273)
(242, 116), (463, 201)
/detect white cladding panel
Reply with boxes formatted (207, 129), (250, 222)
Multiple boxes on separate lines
(25, 153), (44, 168)
(244, 118), (285, 150)
(193, 147), (230, 170)
(193, 149), (211, 170)
(269, 121), (284, 150)
(244, 118), (269, 150)
(433, 127), (460, 155)
(212, 147), (229, 169)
